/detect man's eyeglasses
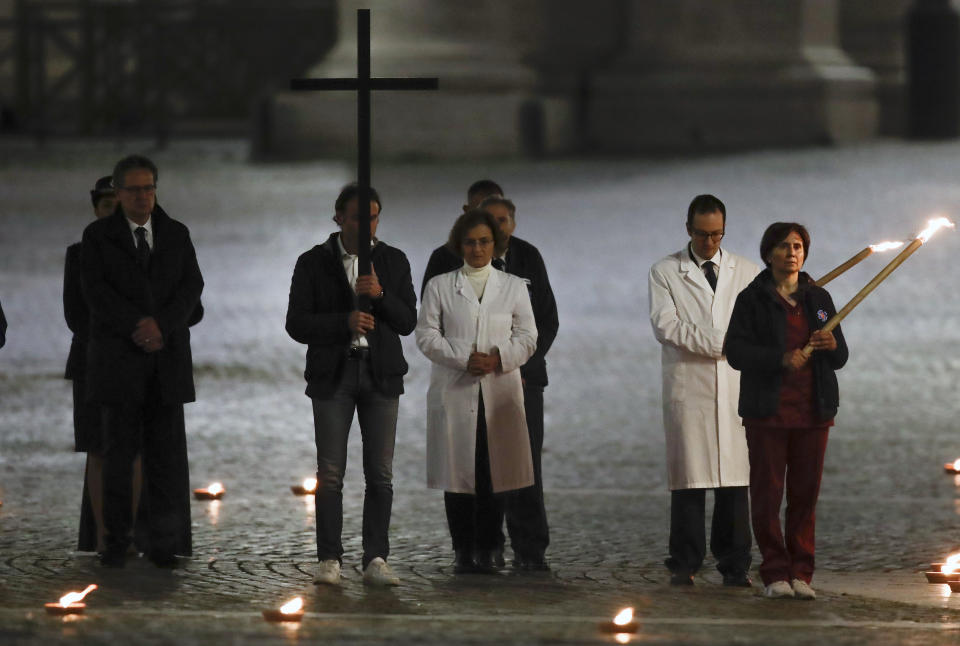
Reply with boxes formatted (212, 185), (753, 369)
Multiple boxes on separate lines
(690, 229), (724, 241)
(119, 184), (156, 195)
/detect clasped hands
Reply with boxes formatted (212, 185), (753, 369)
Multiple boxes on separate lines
(132, 317), (163, 353)
(468, 349), (501, 376)
(782, 329), (837, 371)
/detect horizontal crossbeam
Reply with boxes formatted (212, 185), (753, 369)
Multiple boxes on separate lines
(290, 77), (439, 92)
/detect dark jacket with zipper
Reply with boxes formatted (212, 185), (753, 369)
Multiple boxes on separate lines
(286, 233), (417, 399)
(724, 269), (848, 423)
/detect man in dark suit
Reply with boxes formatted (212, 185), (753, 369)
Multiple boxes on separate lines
(286, 183), (417, 587)
(421, 183), (559, 570)
(80, 155), (203, 568)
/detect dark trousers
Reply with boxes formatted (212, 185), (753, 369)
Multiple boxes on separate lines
(666, 486), (752, 576)
(445, 394), (504, 554)
(311, 356), (398, 569)
(101, 395), (186, 558)
(746, 426), (829, 585)
(504, 384), (550, 560)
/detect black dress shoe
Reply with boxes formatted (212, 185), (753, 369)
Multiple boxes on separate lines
(99, 549), (126, 568)
(512, 555), (551, 572)
(670, 572), (694, 586)
(473, 550), (499, 574)
(722, 572), (753, 587)
(453, 549), (476, 574)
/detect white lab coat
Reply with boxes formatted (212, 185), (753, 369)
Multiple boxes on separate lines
(648, 247), (761, 490)
(416, 267), (537, 493)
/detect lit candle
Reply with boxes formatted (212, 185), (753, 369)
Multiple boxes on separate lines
(803, 217), (954, 357)
(944, 459), (960, 474)
(925, 553), (960, 583)
(291, 477), (318, 496)
(45, 584), (97, 615)
(598, 607), (639, 634)
(262, 596), (305, 622)
(193, 482), (225, 500)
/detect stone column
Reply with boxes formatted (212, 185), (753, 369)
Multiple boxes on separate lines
(257, 0), (576, 159)
(587, 0), (878, 152)
(839, 0), (911, 136)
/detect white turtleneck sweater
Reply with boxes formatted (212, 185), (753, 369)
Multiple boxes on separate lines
(461, 260), (492, 301)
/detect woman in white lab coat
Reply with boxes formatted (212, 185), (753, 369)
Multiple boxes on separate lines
(416, 208), (537, 574)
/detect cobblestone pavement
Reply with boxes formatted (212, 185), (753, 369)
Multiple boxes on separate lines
(3, 139), (960, 643)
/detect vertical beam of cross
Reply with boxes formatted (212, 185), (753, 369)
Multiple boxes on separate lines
(291, 9), (438, 310)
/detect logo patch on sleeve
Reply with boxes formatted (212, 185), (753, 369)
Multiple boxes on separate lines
(817, 309), (828, 322)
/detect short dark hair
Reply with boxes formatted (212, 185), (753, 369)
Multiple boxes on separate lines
(478, 195), (516, 219)
(112, 155), (158, 188)
(335, 182), (382, 213)
(90, 175), (115, 207)
(447, 208), (508, 258)
(759, 222), (811, 268)
(466, 179), (503, 206)
(686, 194), (726, 227)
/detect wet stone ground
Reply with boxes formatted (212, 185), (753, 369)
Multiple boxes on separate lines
(2, 139), (960, 643)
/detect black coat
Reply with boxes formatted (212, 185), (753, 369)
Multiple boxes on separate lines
(65, 241), (204, 381)
(421, 236), (558, 386)
(286, 233), (417, 399)
(79, 206), (204, 404)
(0, 298), (6, 349)
(725, 270), (849, 422)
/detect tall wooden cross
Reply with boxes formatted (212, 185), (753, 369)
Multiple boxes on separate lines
(291, 9), (438, 310)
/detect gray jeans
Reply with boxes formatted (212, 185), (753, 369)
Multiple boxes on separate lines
(311, 356), (399, 568)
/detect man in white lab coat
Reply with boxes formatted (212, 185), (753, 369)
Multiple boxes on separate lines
(648, 194), (761, 586)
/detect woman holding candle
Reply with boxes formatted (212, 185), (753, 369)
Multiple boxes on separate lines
(416, 209), (537, 574)
(725, 223), (848, 600)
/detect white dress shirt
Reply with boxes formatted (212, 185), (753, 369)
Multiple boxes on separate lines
(338, 235), (372, 348)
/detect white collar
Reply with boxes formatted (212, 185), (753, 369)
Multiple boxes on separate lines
(689, 244), (721, 268)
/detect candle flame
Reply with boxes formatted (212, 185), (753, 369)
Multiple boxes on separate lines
(613, 607), (634, 625)
(59, 584), (97, 607)
(941, 553), (960, 574)
(916, 217), (955, 244)
(279, 597), (303, 614)
(615, 634), (632, 644)
(868, 241), (904, 253)
(302, 478), (318, 493)
(206, 482), (224, 495)
(953, 459), (960, 472)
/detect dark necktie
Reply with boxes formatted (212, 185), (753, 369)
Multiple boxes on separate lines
(135, 227), (150, 271)
(492, 258), (506, 271)
(703, 261), (717, 292)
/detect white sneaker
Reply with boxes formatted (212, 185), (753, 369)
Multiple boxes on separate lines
(764, 580), (795, 598)
(313, 559), (341, 585)
(363, 557), (400, 586)
(791, 578), (816, 600)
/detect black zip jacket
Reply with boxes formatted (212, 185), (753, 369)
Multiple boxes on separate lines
(724, 270), (848, 422)
(285, 233), (417, 399)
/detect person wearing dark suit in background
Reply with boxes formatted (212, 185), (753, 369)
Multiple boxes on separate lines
(80, 155), (203, 568)
(421, 182), (559, 570)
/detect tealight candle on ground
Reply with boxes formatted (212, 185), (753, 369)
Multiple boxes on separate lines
(598, 607), (639, 634)
(925, 554), (960, 583)
(944, 459), (960, 474)
(262, 596), (305, 622)
(291, 477), (318, 496)
(194, 482), (225, 500)
(45, 584), (97, 616)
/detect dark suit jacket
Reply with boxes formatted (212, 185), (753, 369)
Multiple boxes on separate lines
(286, 233), (417, 399)
(80, 206), (204, 404)
(0, 298), (6, 349)
(421, 236), (558, 386)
